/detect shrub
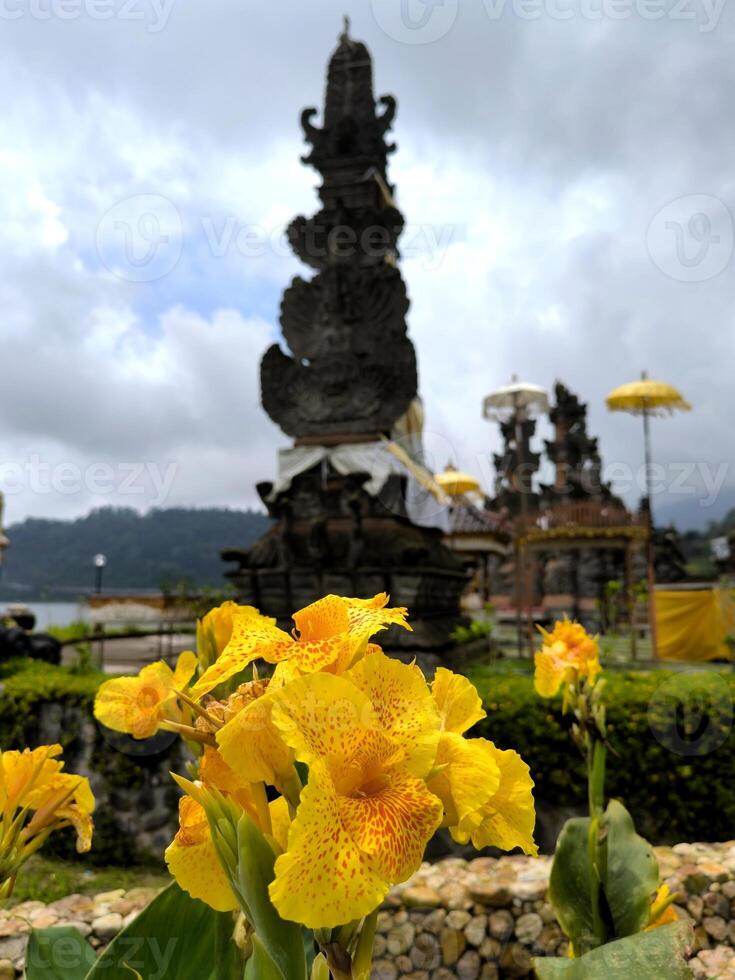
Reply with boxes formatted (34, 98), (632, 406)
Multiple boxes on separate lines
(466, 663), (735, 844)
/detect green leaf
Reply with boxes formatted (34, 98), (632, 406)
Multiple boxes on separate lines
(548, 801), (661, 951)
(231, 812), (307, 980)
(533, 921), (693, 978)
(25, 926), (96, 980)
(243, 935), (285, 980)
(310, 953), (330, 980)
(548, 817), (595, 950)
(604, 799), (660, 938)
(86, 881), (234, 980)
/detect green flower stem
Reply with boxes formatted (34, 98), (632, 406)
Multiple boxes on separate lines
(587, 737), (608, 949)
(352, 909), (379, 980)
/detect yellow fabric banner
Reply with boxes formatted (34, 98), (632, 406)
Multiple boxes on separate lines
(655, 588), (735, 662)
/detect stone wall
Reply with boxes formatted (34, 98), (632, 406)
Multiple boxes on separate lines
(2, 845), (735, 977)
(372, 843), (735, 979)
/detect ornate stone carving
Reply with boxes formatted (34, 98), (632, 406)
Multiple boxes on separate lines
(541, 382), (621, 505)
(261, 22), (417, 440)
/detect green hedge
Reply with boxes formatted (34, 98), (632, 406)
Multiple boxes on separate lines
(2, 659), (733, 855)
(466, 663), (735, 844)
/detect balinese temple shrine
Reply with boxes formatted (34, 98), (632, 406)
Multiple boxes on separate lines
(436, 384), (652, 636)
(223, 22), (467, 658)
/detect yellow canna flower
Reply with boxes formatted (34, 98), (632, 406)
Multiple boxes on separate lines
(165, 795), (239, 913)
(534, 618), (601, 698)
(191, 593), (411, 700)
(646, 884), (679, 930)
(268, 669), (442, 928)
(94, 650), (198, 739)
(427, 667), (537, 856)
(0, 745), (94, 896)
(165, 744), (274, 911)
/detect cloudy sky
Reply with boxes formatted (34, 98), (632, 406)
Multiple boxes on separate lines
(0, 0), (733, 531)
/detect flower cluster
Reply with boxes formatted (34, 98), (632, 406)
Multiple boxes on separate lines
(0, 744), (94, 898)
(534, 617), (601, 700)
(95, 593), (537, 929)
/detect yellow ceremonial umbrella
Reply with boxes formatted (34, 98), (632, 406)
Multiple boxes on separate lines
(606, 372), (691, 656)
(435, 467), (482, 497)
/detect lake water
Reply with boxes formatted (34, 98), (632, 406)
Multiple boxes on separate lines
(2, 601), (89, 630)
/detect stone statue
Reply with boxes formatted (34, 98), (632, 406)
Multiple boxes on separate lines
(260, 28), (417, 440)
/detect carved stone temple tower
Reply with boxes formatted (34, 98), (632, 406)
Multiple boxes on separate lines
(223, 23), (467, 654)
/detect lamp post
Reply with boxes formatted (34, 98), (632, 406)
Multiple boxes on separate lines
(93, 553), (107, 595)
(484, 377), (549, 657)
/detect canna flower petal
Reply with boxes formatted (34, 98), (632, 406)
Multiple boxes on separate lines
(455, 745), (538, 856)
(269, 670), (442, 928)
(432, 667), (486, 734)
(269, 762), (391, 929)
(94, 651), (197, 739)
(191, 611), (292, 699)
(271, 672), (380, 768)
(533, 647), (571, 698)
(428, 733), (501, 828)
(347, 649), (440, 777)
(200, 601), (241, 655)
(343, 594), (411, 664)
(216, 689), (295, 787)
(164, 796), (238, 913)
(172, 650), (198, 690)
(192, 594), (412, 700)
(268, 795), (291, 853)
(338, 766), (442, 883)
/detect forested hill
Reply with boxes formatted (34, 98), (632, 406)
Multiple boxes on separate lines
(0, 507), (271, 600)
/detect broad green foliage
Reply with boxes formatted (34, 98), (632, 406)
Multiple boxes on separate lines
(25, 926), (96, 980)
(604, 800), (660, 938)
(26, 883), (243, 980)
(534, 921), (693, 978)
(467, 665), (735, 842)
(547, 817), (595, 948)
(548, 801), (659, 951)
